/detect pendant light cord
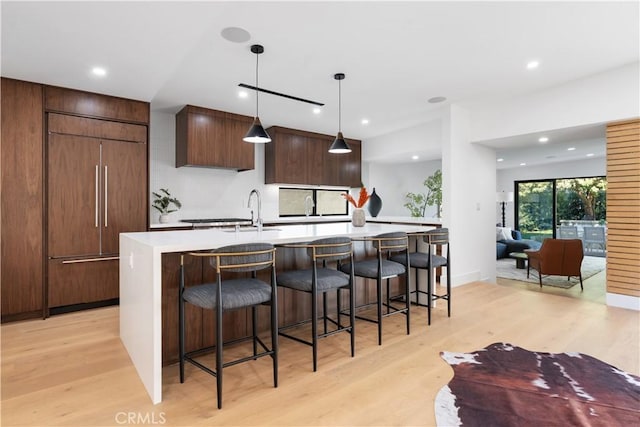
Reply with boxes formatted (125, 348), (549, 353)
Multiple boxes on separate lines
(255, 53), (259, 116)
(338, 78), (341, 132)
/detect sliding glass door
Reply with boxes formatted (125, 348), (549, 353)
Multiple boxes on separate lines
(515, 180), (554, 242)
(515, 176), (607, 253)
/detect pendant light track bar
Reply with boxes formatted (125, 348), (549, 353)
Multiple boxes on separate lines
(238, 83), (325, 107)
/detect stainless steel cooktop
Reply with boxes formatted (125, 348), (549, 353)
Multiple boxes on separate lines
(180, 218), (253, 227)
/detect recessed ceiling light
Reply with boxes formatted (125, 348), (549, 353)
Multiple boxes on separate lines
(92, 67), (107, 77)
(428, 96), (447, 104)
(221, 27), (251, 43)
(361, 119), (369, 125)
(312, 107), (321, 114)
(526, 60), (539, 70)
(412, 155), (419, 160)
(520, 162), (527, 166)
(497, 158), (504, 162)
(567, 147), (576, 151)
(586, 153), (594, 157)
(238, 90), (248, 98)
(538, 136), (549, 143)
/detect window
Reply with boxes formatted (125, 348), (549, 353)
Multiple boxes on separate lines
(279, 188), (348, 217)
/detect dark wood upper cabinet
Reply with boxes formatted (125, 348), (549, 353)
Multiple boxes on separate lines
(45, 85), (149, 124)
(265, 126), (361, 187)
(175, 105), (254, 171)
(265, 127), (310, 184)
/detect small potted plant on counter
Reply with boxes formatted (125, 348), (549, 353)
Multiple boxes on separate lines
(152, 188), (182, 223)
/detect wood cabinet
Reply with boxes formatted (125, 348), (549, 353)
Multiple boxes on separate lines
(46, 95), (148, 310)
(45, 85), (149, 124)
(47, 114), (147, 308)
(1, 78), (45, 322)
(175, 105), (255, 170)
(48, 257), (119, 307)
(2, 80), (149, 319)
(47, 133), (146, 257)
(264, 126), (361, 187)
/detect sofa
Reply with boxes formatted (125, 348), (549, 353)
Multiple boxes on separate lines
(496, 227), (542, 259)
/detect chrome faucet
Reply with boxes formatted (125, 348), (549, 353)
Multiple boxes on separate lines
(304, 195), (315, 217)
(247, 189), (263, 232)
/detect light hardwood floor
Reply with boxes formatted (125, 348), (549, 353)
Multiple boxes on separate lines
(2, 279), (638, 427)
(496, 268), (607, 305)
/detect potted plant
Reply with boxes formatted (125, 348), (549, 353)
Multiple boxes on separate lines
(404, 169), (442, 218)
(152, 188), (182, 223)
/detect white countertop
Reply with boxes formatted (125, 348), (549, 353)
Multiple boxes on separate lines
(126, 222), (436, 253)
(148, 215), (441, 230)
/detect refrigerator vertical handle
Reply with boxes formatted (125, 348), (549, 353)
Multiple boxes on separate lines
(104, 165), (108, 228)
(95, 165), (99, 228)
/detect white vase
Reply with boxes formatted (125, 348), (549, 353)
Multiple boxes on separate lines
(352, 208), (366, 227)
(159, 213), (169, 224)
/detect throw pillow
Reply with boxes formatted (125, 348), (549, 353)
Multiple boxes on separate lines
(496, 227), (512, 241)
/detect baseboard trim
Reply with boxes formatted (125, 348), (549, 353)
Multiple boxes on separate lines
(49, 298), (119, 316)
(1, 310), (43, 324)
(606, 293), (640, 311)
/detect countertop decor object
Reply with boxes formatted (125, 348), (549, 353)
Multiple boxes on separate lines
(352, 208), (366, 227)
(152, 188), (181, 223)
(343, 187), (370, 227)
(368, 188), (382, 217)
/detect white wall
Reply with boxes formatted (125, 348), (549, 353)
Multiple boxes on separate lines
(149, 111), (279, 224)
(495, 157), (606, 229)
(442, 104), (497, 284)
(364, 159), (441, 217)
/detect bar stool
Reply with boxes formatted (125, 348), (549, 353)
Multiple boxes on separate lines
(276, 237), (355, 371)
(340, 232), (410, 345)
(391, 228), (450, 325)
(178, 243), (278, 409)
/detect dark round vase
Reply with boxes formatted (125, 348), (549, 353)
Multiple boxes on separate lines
(368, 188), (383, 217)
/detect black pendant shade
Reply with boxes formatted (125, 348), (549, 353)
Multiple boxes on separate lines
(244, 117), (271, 143)
(243, 44), (271, 144)
(329, 73), (351, 154)
(329, 132), (351, 153)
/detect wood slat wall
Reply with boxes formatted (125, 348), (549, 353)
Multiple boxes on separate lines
(606, 119), (640, 297)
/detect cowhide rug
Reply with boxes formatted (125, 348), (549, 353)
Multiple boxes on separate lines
(436, 343), (640, 427)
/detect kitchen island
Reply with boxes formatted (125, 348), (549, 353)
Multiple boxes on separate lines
(120, 221), (435, 404)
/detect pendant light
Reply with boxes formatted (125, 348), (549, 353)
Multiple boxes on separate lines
(328, 73), (352, 154)
(243, 44), (271, 143)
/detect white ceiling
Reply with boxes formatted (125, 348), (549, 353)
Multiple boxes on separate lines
(2, 1), (638, 162)
(482, 123), (607, 169)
